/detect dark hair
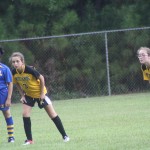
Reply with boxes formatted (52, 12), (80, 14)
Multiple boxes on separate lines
(0, 47), (4, 55)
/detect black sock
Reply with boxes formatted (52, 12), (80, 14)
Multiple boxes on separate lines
(52, 116), (67, 138)
(23, 117), (32, 140)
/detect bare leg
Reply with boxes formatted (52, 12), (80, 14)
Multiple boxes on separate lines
(2, 109), (11, 118)
(44, 104), (57, 118)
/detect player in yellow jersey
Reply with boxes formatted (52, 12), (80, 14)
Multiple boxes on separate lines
(137, 47), (150, 82)
(9, 52), (70, 145)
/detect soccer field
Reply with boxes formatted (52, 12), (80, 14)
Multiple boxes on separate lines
(0, 93), (150, 150)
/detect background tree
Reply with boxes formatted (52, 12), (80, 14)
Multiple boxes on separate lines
(0, 0), (150, 99)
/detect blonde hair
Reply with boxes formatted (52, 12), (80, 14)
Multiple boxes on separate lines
(137, 47), (150, 56)
(9, 52), (25, 64)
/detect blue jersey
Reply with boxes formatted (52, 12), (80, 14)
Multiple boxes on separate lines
(0, 63), (12, 90)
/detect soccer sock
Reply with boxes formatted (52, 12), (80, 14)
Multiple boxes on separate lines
(23, 117), (32, 140)
(52, 115), (67, 138)
(5, 116), (14, 138)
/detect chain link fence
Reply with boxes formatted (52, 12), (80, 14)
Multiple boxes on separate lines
(1, 27), (150, 100)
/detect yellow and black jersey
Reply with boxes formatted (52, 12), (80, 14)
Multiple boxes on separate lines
(141, 64), (150, 81)
(12, 65), (47, 98)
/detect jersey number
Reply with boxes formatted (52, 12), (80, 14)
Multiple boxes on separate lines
(22, 83), (28, 89)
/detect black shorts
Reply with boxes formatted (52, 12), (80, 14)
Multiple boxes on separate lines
(24, 95), (52, 109)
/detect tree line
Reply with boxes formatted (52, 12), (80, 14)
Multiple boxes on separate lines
(0, 0), (149, 39)
(0, 0), (150, 100)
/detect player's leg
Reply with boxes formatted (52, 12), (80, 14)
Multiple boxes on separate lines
(45, 104), (70, 142)
(38, 95), (70, 142)
(22, 95), (35, 145)
(0, 89), (14, 143)
(2, 109), (15, 143)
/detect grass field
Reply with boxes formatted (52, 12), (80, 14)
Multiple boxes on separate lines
(0, 93), (150, 150)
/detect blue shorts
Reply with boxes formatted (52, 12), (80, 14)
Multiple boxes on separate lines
(0, 88), (9, 111)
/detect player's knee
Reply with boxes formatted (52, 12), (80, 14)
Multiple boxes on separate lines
(22, 111), (30, 117)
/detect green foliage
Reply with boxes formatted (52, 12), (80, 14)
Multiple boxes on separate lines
(135, 0), (150, 26)
(2, 4), (17, 38)
(18, 20), (46, 37)
(0, 1), (150, 98)
(0, 19), (6, 39)
(1, 0), (148, 38)
(48, 0), (75, 12)
(100, 5), (122, 29)
(1, 42), (34, 67)
(79, 0), (99, 32)
(120, 5), (140, 28)
(23, 0), (49, 6)
(52, 10), (79, 34)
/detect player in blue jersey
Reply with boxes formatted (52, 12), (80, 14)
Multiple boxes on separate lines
(0, 47), (15, 143)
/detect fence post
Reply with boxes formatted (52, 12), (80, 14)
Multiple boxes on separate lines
(104, 32), (111, 96)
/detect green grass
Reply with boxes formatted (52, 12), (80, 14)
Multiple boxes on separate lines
(0, 93), (150, 150)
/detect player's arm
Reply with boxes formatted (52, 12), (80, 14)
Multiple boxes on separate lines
(16, 83), (24, 96)
(5, 82), (13, 107)
(15, 83), (26, 103)
(38, 74), (45, 100)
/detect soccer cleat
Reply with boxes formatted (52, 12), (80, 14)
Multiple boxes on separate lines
(63, 136), (70, 142)
(23, 139), (34, 145)
(8, 137), (15, 143)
